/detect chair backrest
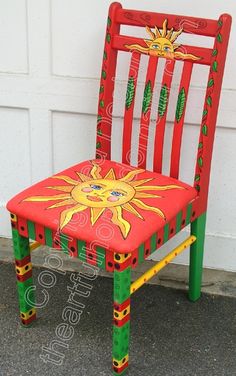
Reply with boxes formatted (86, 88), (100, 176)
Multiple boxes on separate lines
(95, 2), (231, 210)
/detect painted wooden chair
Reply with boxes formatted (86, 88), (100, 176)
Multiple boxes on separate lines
(7, 3), (231, 375)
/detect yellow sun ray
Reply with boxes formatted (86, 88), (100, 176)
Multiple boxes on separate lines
(122, 202), (144, 219)
(47, 198), (76, 209)
(146, 25), (156, 39)
(90, 207), (105, 226)
(52, 175), (79, 185)
(76, 172), (91, 182)
(104, 168), (116, 180)
(154, 26), (161, 38)
(134, 192), (162, 199)
(91, 162), (102, 179)
(170, 28), (183, 43)
(46, 186), (73, 193)
(132, 198), (166, 220)
(135, 184), (185, 191)
(129, 178), (153, 187)
(162, 19), (168, 37)
(166, 27), (174, 40)
(110, 206), (131, 239)
(60, 204), (87, 229)
(23, 194), (71, 202)
(174, 51), (200, 61)
(120, 169), (144, 182)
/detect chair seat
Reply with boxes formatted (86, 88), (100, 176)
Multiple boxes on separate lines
(7, 159), (197, 253)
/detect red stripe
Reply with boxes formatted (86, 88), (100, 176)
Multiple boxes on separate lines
(15, 255), (31, 267)
(113, 313), (130, 327)
(35, 224), (46, 245)
(106, 250), (114, 272)
(18, 217), (29, 237)
(86, 243), (98, 266)
(131, 248), (139, 269)
(113, 361), (129, 374)
(114, 298), (130, 312)
(68, 237), (78, 257)
(21, 313), (36, 326)
(16, 269), (32, 282)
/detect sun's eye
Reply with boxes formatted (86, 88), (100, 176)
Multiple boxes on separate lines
(163, 46), (171, 51)
(151, 44), (160, 49)
(110, 191), (124, 197)
(90, 184), (102, 190)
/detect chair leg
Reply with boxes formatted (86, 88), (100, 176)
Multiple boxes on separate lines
(112, 255), (131, 375)
(12, 227), (36, 326)
(189, 212), (207, 302)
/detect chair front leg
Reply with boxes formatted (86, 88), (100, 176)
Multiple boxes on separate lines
(12, 223), (36, 326)
(189, 212), (207, 302)
(112, 253), (131, 375)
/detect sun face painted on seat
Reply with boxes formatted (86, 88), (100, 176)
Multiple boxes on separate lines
(22, 161), (184, 239)
(71, 179), (136, 208)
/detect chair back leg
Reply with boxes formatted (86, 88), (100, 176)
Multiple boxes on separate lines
(189, 212), (207, 301)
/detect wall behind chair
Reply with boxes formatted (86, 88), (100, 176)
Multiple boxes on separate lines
(0, 0), (235, 271)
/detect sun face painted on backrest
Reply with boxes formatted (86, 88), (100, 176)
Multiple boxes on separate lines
(125, 19), (201, 61)
(23, 162), (184, 239)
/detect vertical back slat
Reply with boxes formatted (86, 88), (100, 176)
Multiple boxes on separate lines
(138, 56), (158, 169)
(122, 52), (141, 165)
(153, 59), (175, 173)
(170, 61), (193, 179)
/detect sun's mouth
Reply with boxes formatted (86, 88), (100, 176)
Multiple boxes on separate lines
(86, 195), (102, 202)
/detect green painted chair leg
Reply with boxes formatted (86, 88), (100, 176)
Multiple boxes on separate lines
(189, 212), (207, 302)
(112, 254), (131, 375)
(12, 227), (36, 326)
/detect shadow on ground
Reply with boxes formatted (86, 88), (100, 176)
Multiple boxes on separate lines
(0, 262), (236, 376)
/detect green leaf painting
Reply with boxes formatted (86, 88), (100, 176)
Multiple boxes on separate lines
(202, 124), (208, 136)
(142, 80), (152, 114)
(207, 96), (212, 107)
(217, 33), (222, 43)
(125, 76), (135, 110)
(198, 142), (203, 149)
(208, 78), (214, 88)
(203, 109), (208, 117)
(96, 142), (101, 149)
(212, 61), (218, 72)
(158, 84), (168, 117)
(97, 115), (102, 124)
(106, 33), (111, 43)
(212, 49), (218, 57)
(175, 88), (186, 123)
(107, 16), (111, 28)
(195, 174), (200, 182)
(198, 156), (203, 168)
(102, 70), (107, 79)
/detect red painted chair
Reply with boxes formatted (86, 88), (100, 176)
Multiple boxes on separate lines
(7, 3), (231, 375)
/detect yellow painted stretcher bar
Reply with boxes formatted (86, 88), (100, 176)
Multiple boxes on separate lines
(30, 241), (41, 252)
(130, 235), (196, 294)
